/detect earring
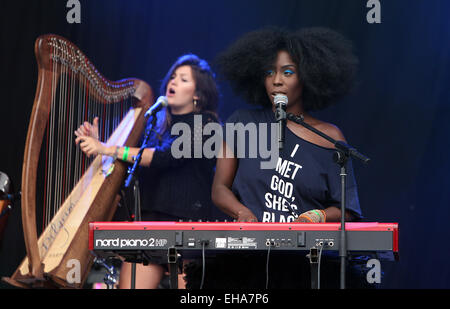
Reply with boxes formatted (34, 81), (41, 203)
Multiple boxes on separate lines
(193, 99), (198, 107)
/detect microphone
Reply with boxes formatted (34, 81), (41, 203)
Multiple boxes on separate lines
(0, 171), (11, 200)
(144, 96), (168, 118)
(274, 94), (288, 150)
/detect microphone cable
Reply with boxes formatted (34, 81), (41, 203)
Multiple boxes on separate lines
(200, 241), (207, 289)
(265, 241), (273, 289)
(317, 243), (324, 289)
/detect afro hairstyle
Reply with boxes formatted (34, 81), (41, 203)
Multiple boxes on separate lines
(216, 27), (359, 111)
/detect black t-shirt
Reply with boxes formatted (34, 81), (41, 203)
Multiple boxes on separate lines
(225, 108), (362, 222)
(138, 110), (229, 221)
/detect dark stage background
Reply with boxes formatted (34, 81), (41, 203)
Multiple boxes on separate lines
(0, 0), (449, 289)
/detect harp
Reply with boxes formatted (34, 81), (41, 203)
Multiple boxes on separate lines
(3, 34), (153, 288)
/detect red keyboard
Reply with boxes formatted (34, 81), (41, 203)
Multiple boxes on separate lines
(89, 221), (398, 260)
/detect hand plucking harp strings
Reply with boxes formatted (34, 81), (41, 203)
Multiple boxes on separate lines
(75, 116), (99, 140)
(75, 117), (107, 157)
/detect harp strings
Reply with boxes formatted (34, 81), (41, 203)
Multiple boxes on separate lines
(42, 38), (133, 228)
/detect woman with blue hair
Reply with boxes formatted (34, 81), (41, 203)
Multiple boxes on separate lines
(75, 53), (226, 288)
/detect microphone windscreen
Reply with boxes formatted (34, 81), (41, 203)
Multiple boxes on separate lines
(156, 96), (169, 107)
(0, 172), (11, 196)
(274, 94), (288, 106)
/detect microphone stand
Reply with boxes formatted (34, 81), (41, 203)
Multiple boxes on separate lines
(123, 114), (157, 289)
(275, 101), (287, 151)
(286, 113), (370, 289)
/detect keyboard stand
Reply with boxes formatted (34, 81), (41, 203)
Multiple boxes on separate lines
(167, 247), (179, 289)
(307, 247), (319, 289)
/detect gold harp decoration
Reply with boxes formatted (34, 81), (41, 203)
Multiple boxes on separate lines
(3, 34), (153, 288)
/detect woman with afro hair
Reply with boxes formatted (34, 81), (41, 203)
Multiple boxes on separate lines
(213, 26), (362, 225)
(184, 27), (374, 289)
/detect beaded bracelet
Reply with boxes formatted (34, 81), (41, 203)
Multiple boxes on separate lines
(112, 146), (119, 161)
(298, 209), (326, 223)
(122, 146), (130, 161)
